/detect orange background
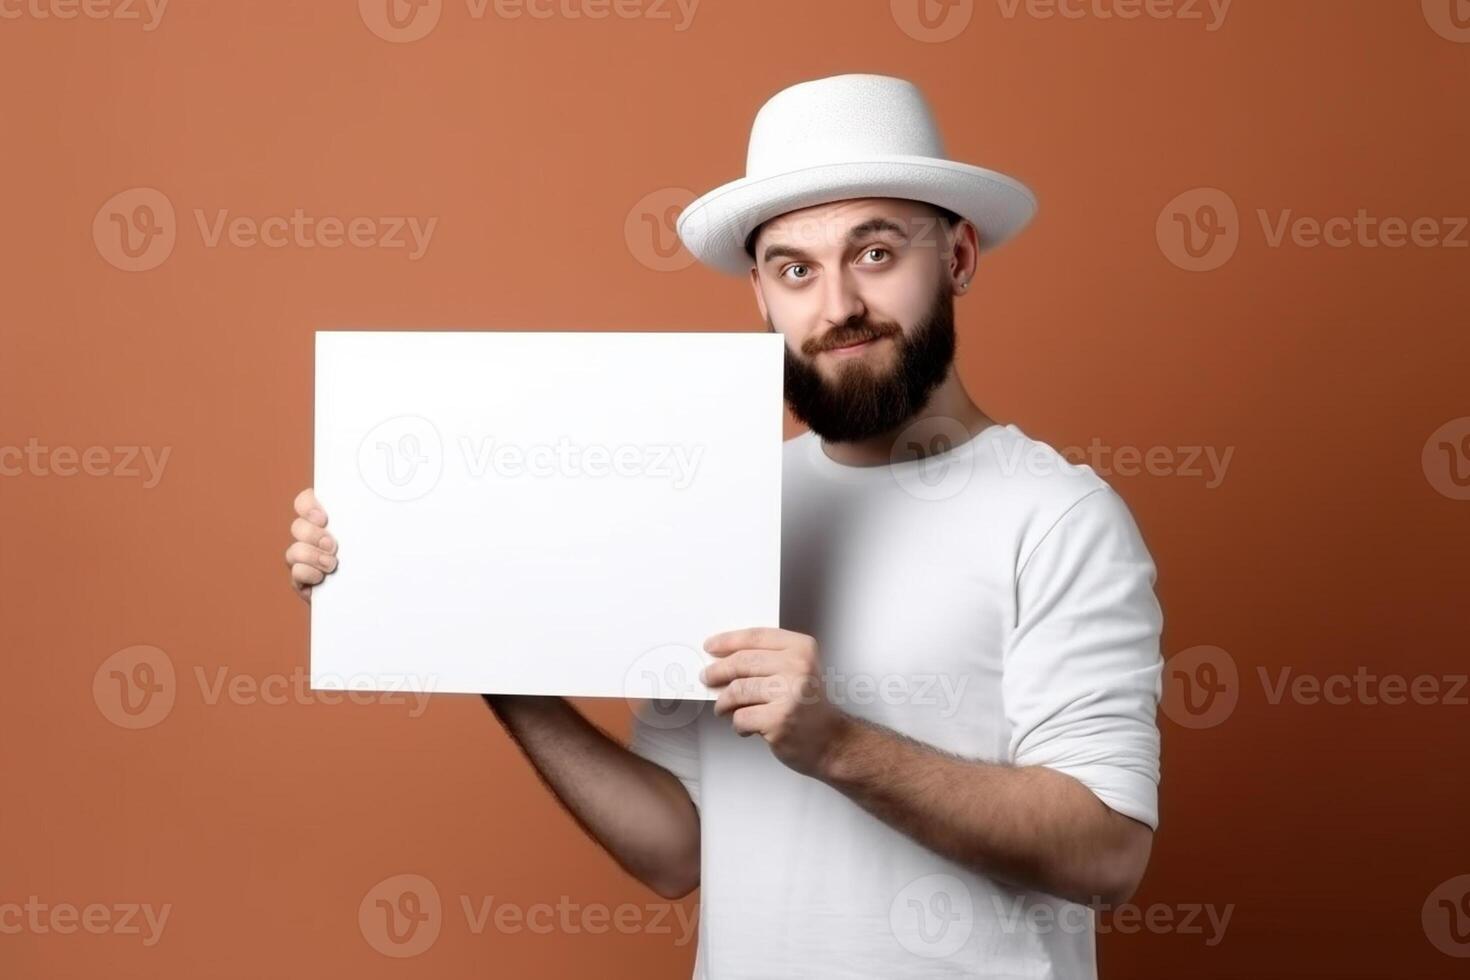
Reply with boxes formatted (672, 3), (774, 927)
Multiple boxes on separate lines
(3, 1), (1468, 976)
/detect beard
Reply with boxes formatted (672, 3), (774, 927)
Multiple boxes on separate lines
(776, 278), (957, 444)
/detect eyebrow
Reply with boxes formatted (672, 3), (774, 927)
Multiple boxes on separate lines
(760, 217), (911, 265)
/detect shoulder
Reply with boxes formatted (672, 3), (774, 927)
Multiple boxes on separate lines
(973, 423), (1111, 509)
(972, 424), (1145, 567)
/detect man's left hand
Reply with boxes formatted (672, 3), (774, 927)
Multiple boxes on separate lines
(700, 627), (850, 778)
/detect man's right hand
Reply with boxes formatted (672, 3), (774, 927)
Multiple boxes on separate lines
(285, 487), (337, 604)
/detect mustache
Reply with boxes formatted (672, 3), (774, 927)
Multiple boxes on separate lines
(805, 319), (901, 355)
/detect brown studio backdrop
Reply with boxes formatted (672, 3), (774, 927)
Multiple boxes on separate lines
(1, 1), (1467, 976)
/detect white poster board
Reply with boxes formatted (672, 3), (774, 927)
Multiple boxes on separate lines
(310, 330), (783, 701)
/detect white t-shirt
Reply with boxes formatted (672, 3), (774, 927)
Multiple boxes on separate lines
(629, 423), (1164, 979)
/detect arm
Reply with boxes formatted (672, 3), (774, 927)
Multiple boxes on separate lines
(818, 486), (1161, 905)
(815, 714), (1152, 906)
(702, 486), (1163, 908)
(484, 695), (701, 900)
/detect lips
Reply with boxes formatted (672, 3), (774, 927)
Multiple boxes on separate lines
(824, 334), (885, 354)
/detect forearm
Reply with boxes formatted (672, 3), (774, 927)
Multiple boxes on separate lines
(817, 714), (1149, 906)
(483, 694), (700, 899)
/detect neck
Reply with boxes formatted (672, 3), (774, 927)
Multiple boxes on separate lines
(817, 368), (993, 468)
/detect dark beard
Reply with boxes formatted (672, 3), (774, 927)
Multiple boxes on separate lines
(777, 280), (956, 444)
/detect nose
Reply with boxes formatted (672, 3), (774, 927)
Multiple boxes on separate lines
(818, 267), (867, 333)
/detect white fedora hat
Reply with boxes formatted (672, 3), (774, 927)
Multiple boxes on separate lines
(676, 73), (1038, 277)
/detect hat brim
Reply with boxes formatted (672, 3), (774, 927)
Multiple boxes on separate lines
(675, 156), (1038, 276)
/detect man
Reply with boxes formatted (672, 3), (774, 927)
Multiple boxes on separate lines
(286, 73), (1163, 978)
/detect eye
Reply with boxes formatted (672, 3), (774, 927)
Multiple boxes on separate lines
(859, 246), (891, 264)
(780, 263), (812, 283)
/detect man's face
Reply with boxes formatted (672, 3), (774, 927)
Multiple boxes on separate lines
(748, 198), (960, 444)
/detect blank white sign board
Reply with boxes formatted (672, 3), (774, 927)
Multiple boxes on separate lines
(311, 331), (783, 700)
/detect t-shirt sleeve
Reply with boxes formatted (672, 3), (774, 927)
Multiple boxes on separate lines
(626, 706), (702, 813)
(1003, 485), (1164, 830)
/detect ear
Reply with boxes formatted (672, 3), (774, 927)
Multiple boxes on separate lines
(950, 219), (981, 294)
(748, 265), (769, 323)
